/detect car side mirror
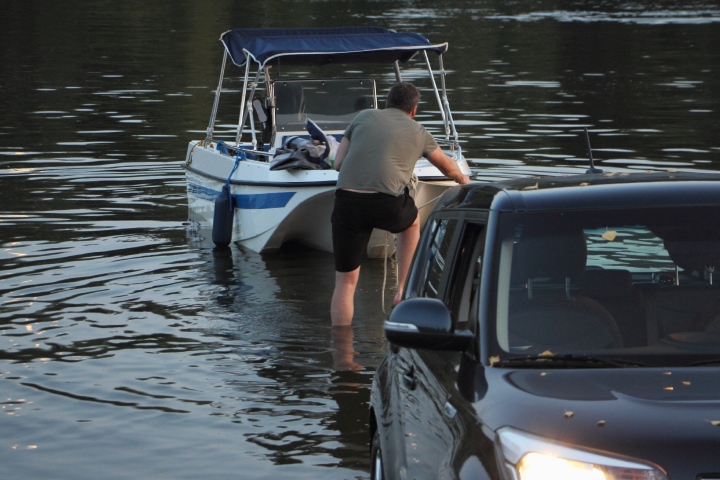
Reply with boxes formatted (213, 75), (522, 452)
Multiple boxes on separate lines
(384, 298), (474, 351)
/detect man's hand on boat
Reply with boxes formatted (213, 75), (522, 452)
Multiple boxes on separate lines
(427, 147), (472, 184)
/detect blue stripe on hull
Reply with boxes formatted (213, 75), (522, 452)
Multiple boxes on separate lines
(234, 191), (295, 209)
(188, 183), (296, 209)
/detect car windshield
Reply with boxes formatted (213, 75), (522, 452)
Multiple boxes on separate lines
(492, 205), (720, 367)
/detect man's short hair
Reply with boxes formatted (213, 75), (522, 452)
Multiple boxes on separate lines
(386, 82), (420, 114)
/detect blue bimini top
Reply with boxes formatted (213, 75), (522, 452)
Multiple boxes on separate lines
(220, 27), (449, 68)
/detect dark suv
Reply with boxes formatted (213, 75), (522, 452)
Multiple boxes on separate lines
(370, 171), (720, 480)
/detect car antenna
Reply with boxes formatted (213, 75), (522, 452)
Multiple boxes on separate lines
(584, 128), (603, 174)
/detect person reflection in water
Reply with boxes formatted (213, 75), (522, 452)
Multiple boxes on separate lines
(331, 326), (362, 371)
(330, 82), (470, 326)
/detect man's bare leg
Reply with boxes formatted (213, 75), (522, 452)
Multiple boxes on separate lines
(331, 267), (361, 326)
(394, 215), (420, 305)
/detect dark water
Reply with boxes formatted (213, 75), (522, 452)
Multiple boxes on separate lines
(1, 1), (719, 478)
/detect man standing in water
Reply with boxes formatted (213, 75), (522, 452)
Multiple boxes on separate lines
(330, 82), (470, 326)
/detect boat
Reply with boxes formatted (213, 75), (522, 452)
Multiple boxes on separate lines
(183, 26), (471, 255)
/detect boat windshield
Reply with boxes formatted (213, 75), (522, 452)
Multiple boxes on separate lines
(273, 79), (376, 134)
(491, 205), (720, 367)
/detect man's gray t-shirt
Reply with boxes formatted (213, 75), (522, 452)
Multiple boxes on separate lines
(336, 108), (439, 196)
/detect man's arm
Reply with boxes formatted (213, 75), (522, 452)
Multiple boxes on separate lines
(426, 147), (471, 184)
(333, 137), (351, 171)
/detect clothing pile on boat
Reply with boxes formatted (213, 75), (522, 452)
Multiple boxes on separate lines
(270, 119), (339, 171)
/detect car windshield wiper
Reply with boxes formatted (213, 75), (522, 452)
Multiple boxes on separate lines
(493, 354), (647, 369)
(683, 358), (720, 367)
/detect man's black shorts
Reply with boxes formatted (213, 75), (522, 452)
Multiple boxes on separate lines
(331, 188), (418, 272)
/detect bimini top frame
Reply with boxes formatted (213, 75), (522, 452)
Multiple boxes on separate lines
(204, 27), (458, 154)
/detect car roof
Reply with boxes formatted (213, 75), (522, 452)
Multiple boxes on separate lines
(440, 171), (720, 213)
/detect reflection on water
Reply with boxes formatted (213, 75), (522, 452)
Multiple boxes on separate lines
(487, 7), (720, 25)
(2, 227), (388, 478)
(332, 326), (364, 372)
(2, 0), (720, 478)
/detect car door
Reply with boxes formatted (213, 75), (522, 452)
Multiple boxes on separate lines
(391, 213), (487, 478)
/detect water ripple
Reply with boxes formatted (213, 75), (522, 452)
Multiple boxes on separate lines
(488, 9), (720, 25)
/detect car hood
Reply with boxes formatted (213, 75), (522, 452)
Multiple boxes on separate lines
(503, 366), (720, 402)
(478, 367), (720, 476)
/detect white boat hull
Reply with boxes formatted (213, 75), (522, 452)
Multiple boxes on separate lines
(184, 141), (465, 256)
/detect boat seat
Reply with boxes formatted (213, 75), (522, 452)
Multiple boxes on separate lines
(508, 229), (623, 354)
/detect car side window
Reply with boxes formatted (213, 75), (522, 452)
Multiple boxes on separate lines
(416, 218), (486, 329)
(451, 224), (485, 330)
(419, 218), (461, 299)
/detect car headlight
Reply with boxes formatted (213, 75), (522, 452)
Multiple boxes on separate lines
(496, 427), (668, 480)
